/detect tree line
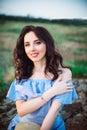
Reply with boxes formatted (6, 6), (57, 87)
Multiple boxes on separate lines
(0, 14), (87, 26)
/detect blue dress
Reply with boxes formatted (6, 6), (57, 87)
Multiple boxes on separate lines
(6, 79), (78, 130)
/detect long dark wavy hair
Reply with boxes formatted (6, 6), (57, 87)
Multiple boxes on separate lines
(13, 25), (67, 81)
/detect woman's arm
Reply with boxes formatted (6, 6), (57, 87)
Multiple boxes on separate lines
(16, 68), (72, 117)
(16, 88), (55, 117)
(40, 69), (73, 130)
(40, 100), (61, 130)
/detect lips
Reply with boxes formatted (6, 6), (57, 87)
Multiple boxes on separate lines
(30, 52), (39, 58)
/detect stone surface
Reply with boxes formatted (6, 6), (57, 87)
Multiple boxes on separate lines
(0, 78), (87, 130)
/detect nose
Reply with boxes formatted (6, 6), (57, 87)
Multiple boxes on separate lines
(30, 44), (35, 51)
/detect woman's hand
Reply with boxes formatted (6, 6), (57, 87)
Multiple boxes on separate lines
(51, 69), (73, 96)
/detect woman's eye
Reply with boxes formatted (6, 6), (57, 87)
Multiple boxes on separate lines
(36, 41), (41, 45)
(24, 43), (30, 47)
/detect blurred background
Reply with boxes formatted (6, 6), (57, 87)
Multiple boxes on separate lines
(0, 0), (87, 130)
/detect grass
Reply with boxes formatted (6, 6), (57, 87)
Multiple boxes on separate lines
(73, 48), (87, 55)
(72, 66), (87, 78)
(65, 59), (87, 78)
(0, 19), (87, 93)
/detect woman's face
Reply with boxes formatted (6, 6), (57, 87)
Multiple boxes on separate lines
(24, 31), (46, 63)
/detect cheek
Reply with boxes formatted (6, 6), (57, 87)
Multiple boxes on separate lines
(39, 44), (46, 54)
(24, 47), (30, 57)
(25, 47), (28, 52)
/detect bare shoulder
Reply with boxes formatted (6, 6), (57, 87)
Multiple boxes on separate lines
(63, 68), (72, 75)
(61, 68), (72, 79)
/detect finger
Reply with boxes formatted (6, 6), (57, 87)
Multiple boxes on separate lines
(67, 85), (73, 87)
(67, 86), (73, 90)
(66, 89), (73, 92)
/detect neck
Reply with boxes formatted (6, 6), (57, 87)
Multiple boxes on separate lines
(31, 59), (53, 80)
(33, 60), (46, 73)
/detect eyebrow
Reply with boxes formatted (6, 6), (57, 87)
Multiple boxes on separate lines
(24, 39), (40, 44)
(34, 39), (40, 42)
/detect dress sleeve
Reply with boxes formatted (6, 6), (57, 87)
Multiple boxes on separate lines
(6, 80), (27, 101)
(52, 80), (78, 104)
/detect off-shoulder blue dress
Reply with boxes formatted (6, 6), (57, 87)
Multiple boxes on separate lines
(6, 79), (78, 130)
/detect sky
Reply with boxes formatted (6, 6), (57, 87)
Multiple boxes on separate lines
(0, 0), (87, 19)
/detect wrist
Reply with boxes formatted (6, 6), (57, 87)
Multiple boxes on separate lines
(48, 87), (55, 97)
(42, 88), (55, 103)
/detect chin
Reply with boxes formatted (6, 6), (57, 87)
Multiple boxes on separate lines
(31, 58), (40, 62)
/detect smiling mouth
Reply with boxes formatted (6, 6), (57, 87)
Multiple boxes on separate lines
(31, 53), (39, 58)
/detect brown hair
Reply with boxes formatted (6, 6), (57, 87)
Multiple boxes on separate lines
(13, 25), (66, 81)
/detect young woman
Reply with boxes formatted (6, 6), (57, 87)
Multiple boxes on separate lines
(7, 25), (78, 130)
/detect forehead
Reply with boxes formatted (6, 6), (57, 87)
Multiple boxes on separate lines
(24, 31), (39, 42)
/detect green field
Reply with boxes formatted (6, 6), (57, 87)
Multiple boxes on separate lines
(0, 19), (87, 93)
